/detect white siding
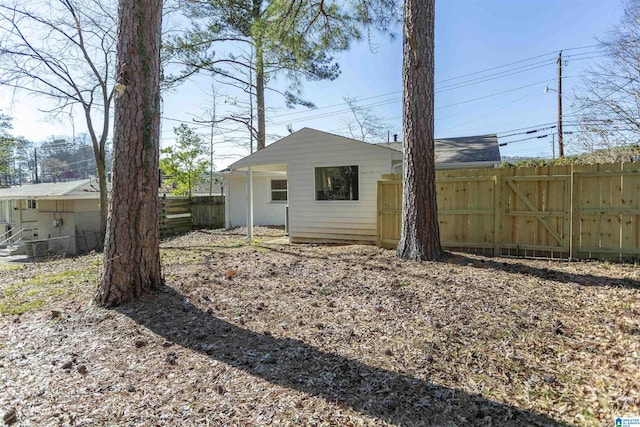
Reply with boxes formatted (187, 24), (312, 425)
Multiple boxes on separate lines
(226, 174), (288, 227)
(7, 198), (101, 255)
(72, 199), (102, 253)
(288, 153), (393, 243)
(229, 128), (401, 243)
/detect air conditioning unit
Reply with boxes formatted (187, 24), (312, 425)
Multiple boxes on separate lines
(52, 218), (63, 228)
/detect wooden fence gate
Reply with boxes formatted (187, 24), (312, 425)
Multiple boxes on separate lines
(377, 162), (640, 261)
(501, 175), (571, 257)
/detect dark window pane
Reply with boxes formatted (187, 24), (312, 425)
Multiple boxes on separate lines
(271, 180), (287, 201)
(272, 191), (287, 201)
(271, 179), (287, 190)
(314, 166), (358, 201)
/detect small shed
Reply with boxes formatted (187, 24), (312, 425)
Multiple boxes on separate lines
(220, 128), (501, 244)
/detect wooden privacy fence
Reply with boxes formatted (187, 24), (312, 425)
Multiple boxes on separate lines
(377, 162), (640, 261)
(160, 195), (225, 238)
(160, 196), (192, 238)
(191, 195), (225, 229)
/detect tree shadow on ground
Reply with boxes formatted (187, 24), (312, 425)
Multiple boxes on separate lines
(119, 285), (567, 426)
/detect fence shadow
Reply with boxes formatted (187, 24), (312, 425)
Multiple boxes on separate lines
(448, 253), (639, 290)
(253, 243), (639, 291)
(118, 285), (567, 426)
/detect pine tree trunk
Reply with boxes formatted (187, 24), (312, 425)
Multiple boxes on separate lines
(95, 0), (163, 306)
(396, 0), (443, 261)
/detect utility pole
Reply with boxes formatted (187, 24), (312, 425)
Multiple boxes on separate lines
(34, 148), (39, 183)
(208, 94), (215, 197)
(557, 51), (564, 158)
(193, 84), (220, 197)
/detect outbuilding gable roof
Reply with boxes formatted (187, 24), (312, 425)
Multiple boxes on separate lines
(228, 128), (500, 170)
(229, 127), (399, 170)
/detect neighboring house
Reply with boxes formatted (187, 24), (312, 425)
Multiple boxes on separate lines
(192, 178), (224, 197)
(0, 179), (102, 256)
(379, 134), (502, 170)
(220, 127), (500, 244)
(160, 171), (225, 197)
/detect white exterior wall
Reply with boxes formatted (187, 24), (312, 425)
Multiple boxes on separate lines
(287, 148), (395, 244)
(5, 198), (101, 255)
(35, 199), (78, 255)
(15, 199), (40, 240)
(71, 199), (102, 253)
(225, 174), (288, 227)
(230, 128), (401, 243)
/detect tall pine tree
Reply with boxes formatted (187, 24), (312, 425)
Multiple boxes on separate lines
(96, 0), (163, 305)
(396, 0), (443, 261)
(165, 0), (398, 150)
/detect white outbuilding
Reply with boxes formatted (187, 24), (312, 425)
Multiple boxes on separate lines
(220, 127), (500, 244)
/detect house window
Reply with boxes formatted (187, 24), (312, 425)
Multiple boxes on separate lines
(315, 166), (359, 201)
(271, 179), (288, 202)
(27, 199), (37, 209)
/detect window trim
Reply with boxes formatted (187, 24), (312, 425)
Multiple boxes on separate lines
(270, 178), (288, 203)
(314, 165), (359, 201)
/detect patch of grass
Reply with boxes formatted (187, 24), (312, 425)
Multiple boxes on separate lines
(0, 296), (49, 315)
(318, 286), (333, 296)
(580, 407), (596, 421)
(0, 269), (95, 315)
(0, 264), (24, 271)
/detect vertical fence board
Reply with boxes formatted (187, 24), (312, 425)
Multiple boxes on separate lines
(377, 177), (402, 249)
(621, 163), (640, 254)
(573, 163), (640, 260)
(191, 195), (225, 229)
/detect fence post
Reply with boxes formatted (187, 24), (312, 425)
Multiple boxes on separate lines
(493, 172), (502, 256)
(569, 163), (576, 260)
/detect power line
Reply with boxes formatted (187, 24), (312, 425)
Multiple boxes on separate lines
(239, 47), (604, 125)
(160, 44), (609, 143)
(434, 44), (599, 84)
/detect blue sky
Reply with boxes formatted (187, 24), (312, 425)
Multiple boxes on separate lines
(163, 0), (627, 165)
(1, 0), (628, 167)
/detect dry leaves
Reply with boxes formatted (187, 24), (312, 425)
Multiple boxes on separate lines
(0, 227), (638, 426)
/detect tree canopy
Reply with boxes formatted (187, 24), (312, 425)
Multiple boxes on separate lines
(164, 0), (400, 150)
(574, 0), (640, 159)
(160, 124), (210, 197)
(0, 114), (14, 185)
(0, 0), (118, 237)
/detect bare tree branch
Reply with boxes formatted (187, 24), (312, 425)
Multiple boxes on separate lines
(0, 0), (117, 240)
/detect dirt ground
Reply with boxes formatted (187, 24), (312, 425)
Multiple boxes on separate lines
(0, 227), (638, 426)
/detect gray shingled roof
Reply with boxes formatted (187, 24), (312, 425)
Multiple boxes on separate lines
(379, 134), (501, 164)
(0, 179), (100, 200)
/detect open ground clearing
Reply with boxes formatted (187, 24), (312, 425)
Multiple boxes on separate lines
(1, 228), (638, 426)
